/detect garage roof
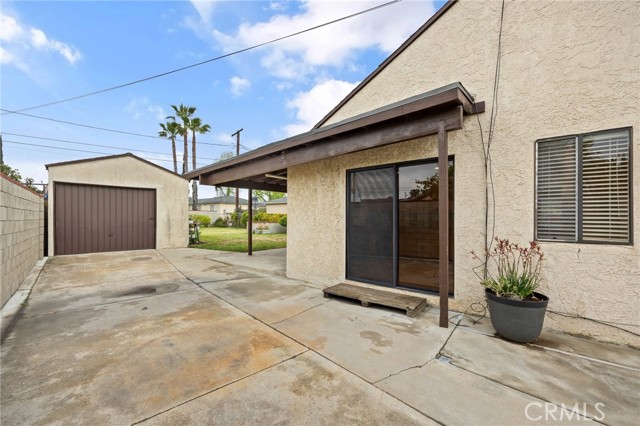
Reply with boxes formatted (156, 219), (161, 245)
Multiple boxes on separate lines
(45, 153), (187, 180)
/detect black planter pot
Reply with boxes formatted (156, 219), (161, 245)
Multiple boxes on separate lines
(485, 289), (549, 343)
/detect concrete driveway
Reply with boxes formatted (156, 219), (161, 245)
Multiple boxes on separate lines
(1, 249), (638, 425)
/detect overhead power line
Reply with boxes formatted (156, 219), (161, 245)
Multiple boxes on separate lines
(1, 131), (219, 161)
(3, 139), (209, 167)
(1, 109), (160, 138)
(2, 0), (400, 114)
(0, 111), (239, 148)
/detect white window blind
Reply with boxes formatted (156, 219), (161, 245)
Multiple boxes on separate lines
(535, 128), (631, 244)
(536, 138), (577, 241)
(581, 130), (630, 242)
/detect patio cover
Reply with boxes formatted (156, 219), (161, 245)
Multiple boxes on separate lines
(184, 82), (483, 192)
(186, 82), (484, 328)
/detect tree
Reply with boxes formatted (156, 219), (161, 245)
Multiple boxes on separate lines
(0, 163), (43, 194)
(214, 151), (237, 199)
(188, 116), (211, 211)
(170, 104), (196, 175)
(254, 191), (286, 202)
(0, 162), (21, 182)
(215, 186), (236, 198)
(158, 118), (180, 173)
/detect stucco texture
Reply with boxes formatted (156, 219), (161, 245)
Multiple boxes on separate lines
(288, 0), (639, 345)
(47, 155), (189, 255)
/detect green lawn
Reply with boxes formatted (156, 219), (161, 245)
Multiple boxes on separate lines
(191, 227), (287, 252)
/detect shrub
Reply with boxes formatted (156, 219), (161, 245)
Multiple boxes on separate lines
(189, 214), (212, 227)
(213, 217), (229, 228)
(471, 237), (544, 300)
(253, 212), (285, 223)
(278, 215), (287, 227)
(229, 211), (248, 228)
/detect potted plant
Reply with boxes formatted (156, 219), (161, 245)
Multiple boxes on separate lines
(472, 237), (549, 343)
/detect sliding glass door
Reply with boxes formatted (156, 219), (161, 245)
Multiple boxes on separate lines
(346, 159), (454, 294)
(346, 167), (395, 285)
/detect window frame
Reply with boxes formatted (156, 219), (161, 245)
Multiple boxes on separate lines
(534, 126), (633, 246)
(345, 156), (455, 295)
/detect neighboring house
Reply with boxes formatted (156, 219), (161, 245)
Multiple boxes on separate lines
(46, 153), (188, 255)
(265, 197), (287, 215)
(189, 196), (248, 221)
(186, 0), (639, 346)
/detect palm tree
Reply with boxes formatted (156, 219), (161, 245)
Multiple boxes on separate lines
(158, 118), (180, 173)
(188, 116), (211, 211)
(170, 104), (196, 175)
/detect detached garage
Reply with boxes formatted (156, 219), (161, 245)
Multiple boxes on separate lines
(46, 153), (188, 256)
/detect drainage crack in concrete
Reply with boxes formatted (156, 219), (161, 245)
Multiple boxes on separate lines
(130, 349), (311, 425)
(33, 270), (183, 293)
(372, 358), (438, 384)
(21, 287), (198, 319)
(527, 344), (640, 372)
(445, 361), (609, 425)
(435, 314), (462, 360)
(196, 257), (288, 278)
(192, 275), (265, 285)
(269, 299), (332, 325)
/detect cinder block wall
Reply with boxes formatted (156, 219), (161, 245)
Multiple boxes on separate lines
(0, 174), (44, 308)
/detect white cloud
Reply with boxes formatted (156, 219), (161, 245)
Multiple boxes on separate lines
(283, 79), (358, 136)
(190, 0), (218, 24)
(210, 0), (435, 79)
(0, 46), (15, 64)
(274, 81), (293, 91)
(29, 28), (82, 64)
(148, 104), (167, 121)
(0, 12), (82, 67)
(124, 97), (166, 121)
(0, 15), (24, 41)
(230, 76), (251, 96)
(268, 1), (290, 12)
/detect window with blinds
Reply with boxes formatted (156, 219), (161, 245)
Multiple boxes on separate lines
(535, 128), (631, 244)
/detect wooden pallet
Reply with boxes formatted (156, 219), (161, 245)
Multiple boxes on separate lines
(323, 283), (427, 317)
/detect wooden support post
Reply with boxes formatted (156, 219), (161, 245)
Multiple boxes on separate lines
(438, 120), (449, 328)
(232, 128), (243, 213)
(248, 189), (253, 256)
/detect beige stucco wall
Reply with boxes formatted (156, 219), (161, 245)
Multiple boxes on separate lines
(48, 156), (188, 254)
(0, 175), (44, 308)
(266, 203), (287, 215)
(288, 0), (640, 345)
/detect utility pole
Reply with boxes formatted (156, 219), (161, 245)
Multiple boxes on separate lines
(0, 134), (4, 165)
(231, 128), (243, 212)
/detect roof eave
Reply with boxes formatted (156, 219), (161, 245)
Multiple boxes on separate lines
(185, 82), (478, 181)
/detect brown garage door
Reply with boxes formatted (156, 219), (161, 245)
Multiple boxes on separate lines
(54, 183), (156, 255)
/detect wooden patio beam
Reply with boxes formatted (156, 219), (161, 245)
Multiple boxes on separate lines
(203, 107), (463, 186)
(211, 179), (286, 192)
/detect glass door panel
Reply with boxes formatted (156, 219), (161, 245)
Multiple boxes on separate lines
(347, 167), (395, 285)
(397, 161), (454, 293)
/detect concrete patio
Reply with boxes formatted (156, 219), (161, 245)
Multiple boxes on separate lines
(1, 248), (638, 425)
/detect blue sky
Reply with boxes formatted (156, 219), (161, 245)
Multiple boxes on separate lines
(1, 0), (442, 198)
